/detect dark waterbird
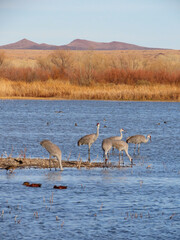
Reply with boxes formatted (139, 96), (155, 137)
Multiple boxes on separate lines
(54, 185), (67, 189)
(23, 182), (42, 187)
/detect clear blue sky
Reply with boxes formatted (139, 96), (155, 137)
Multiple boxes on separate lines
(0, 0), (180, 49)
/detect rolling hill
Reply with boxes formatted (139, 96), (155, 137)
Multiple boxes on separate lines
(0, 38), (161, 50)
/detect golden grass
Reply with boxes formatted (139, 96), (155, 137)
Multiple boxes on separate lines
(1, 49), (53, 68)
(0, 49), (180, 101)
(0, 79), (179, 101)
(3, 49), (180, 70)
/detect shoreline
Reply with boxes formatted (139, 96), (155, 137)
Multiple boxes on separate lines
(0, 96), (179, 102)
(0, 157), (132, 170)
(0, 157), (132, 173)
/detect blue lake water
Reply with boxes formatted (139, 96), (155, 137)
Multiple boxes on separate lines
(0, 100), (180, 239)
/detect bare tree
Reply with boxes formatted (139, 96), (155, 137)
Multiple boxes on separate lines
(51, 50), (73, 73)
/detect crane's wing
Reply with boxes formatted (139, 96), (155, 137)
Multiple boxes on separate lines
(78, 133), (96, 146)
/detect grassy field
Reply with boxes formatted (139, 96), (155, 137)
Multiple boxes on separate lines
(0, 49), (179, 101)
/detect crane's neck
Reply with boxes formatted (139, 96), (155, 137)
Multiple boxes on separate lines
(145, 136), (150, 143)
(125, 149), (132, 163)
(96, 125), (100, 137)
(120, 130), (123, 139)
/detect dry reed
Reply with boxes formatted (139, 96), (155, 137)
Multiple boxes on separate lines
(0, 79), (179, 101)
(0, 49), (180, 101)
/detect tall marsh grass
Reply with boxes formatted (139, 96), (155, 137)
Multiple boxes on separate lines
(0, 49), (180, 101)
(0, 79), (179, 101)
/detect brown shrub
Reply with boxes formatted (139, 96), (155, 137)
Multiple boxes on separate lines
(0, 50), (5, 66)
(0, 49), (180, 86)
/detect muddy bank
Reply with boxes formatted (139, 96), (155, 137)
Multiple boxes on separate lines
(0, 157), (132, 170)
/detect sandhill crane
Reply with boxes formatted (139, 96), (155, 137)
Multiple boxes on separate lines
(112, 140), (133, 165)
(107, 128), (125, 153)
(102, 138), (113, 163)
(40, 140), (63, 171)
(107, 128), (125, 141)
(78, 123), (100, 161)
(102, 128), (125, 159)
(126, 134), (151, 153)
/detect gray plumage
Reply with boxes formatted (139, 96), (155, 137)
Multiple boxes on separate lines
(40, 140), (63, 171)
(107, 128), (124, 141)
(102, 128), (125, 159)
(112, 140), (133, 163)
(78, 123), (100, 153)
(102, 138), (113, 160)
(126, 134), (151, 153)
(107, 128), (125, 153)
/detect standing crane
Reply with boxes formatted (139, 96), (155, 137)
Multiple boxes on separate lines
(40, 140), (63, 171)
(102, 138), (113, 163)
(126, 134), (151, 153)
(107, 128), (125, 141)
(78, 123), (100, 161)
(102, 128), (125, 160)
(107, 128), (125, 153)
(112, 140), (133, 165)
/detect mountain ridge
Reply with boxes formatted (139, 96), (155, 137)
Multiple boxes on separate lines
(0, 38), (163, 50)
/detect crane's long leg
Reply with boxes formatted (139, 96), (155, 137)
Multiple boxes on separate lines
(104, 153), (109, 168)
(88, 148), (91, 162)
(121, 151), (124, 166)
(122, 151), (124, 166)
(118, 151), (124, 166)
(112, 147), (115, 155)
(138, 144), (140, 154)
(118, 151), (120, 166)
(49, 154), (52, 171)
(50, 155), (57, 170)
(134, 144), (137, 153)
(54, 157), (57, 171)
